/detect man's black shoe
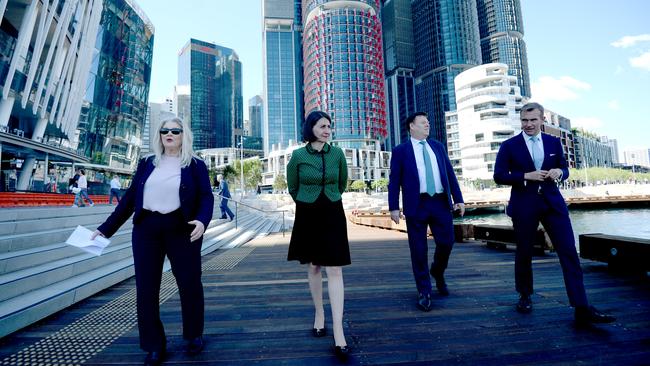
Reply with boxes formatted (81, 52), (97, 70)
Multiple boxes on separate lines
(575, 306), (615, 325)
(429, 268), (449, 296)
(516, 294), (532, 314)
(185, 336), (204, 355)
(144, 350), (165, 366)
(417, 293), (432, 312)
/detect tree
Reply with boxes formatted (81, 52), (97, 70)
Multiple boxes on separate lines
(273, 174), (287, 192)
(241, 159), (262, 190)
(350, 180), (366, 192)
(371, 178), (389, 192)
(222, 165), (237, 182)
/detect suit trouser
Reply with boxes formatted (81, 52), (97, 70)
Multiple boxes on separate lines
(220, 198), (234, 219)
(132, 209), (204, 352)
(511, 196), (588, 307)
(405, 193), (455, 295)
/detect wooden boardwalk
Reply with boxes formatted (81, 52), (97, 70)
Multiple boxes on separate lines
(0, 223), (649, 365)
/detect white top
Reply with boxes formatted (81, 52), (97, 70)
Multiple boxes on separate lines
(143, 155), (182, 213)
(110, 177), (121, 189)
(523, 132), (544, 161)
(410, 137), (443, 194)
(77, 175), (88, 189)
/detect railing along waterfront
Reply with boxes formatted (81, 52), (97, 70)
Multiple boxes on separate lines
(214, 193), (288, 237)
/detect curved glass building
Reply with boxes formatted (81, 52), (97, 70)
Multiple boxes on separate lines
(77, 0), (154, 169)
(303, 0), (387, 148)
(476, 0), (531, 98)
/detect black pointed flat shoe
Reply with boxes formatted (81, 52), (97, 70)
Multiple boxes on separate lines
(334, 345), (350, 361)
(312, 327), (326, 337)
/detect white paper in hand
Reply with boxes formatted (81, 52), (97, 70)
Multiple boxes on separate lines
(66, 225), (110, 256)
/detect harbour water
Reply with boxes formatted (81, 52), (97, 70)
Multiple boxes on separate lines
(456, 207), (650, 247)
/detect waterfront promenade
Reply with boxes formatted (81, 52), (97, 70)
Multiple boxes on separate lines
(0, 222), (648, 365)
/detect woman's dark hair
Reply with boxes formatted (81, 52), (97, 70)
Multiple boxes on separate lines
(302, 110), (332, 143)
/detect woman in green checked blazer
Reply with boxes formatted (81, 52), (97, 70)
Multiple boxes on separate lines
(286, 110), (351, 360)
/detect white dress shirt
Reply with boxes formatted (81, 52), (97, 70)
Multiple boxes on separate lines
(410, 137), (443, 194)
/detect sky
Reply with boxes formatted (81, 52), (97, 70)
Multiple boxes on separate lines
(136, 0), (649, 154)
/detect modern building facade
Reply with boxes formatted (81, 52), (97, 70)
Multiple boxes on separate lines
(178, 39), (243, 150)
(1, 0), (153, 191)
(381, 0), (416, 150)
(541, 109), (575, 168)
(411, 0), (482, 146)
(623, 148), (650, 169)
(262, 0), (303, 154)
(248, 95), (263, 139)
(302, 0), (387, 149)
(446, 63), (524, 180)
(144, 101), (175, 154)
(475, 0), (531, 98)
(573, 129), (615, 169)
(77, 0), (154, 170)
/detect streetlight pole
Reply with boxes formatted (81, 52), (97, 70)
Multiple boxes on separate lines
(240, 134), (244, 199)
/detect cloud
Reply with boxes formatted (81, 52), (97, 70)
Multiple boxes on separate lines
(607, 100), (620, 110)
(629, 51), (650, 71)
(572, 117), (604, 130)
(530, 76), (591, 104)
(611, 34), (650, 48)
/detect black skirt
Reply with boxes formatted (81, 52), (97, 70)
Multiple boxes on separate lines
(288, 192), (351, 266)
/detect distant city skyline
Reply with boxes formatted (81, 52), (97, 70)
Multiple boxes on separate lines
(136, 0), (649, 152)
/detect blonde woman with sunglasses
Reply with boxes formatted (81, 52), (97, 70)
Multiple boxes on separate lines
(92, 117), (213, 365)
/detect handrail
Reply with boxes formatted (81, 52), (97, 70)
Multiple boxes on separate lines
(213, 193), (287, 237)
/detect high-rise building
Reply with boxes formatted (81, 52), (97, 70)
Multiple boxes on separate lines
(475, 0), (531, 98)
(144, 101), (175, 154)
(411, 0), (482, 146)
(249, 95), (263, 138)
(262, 0), (303, 154)
(302, 0), (387, 148)
(77, 0), (154, 170)
(623, 149), (650, 169)
(573, 130), (615, 169)
(381, 0), (417, 150)
(178, 39), (243, 150)
(445, 63), (524, 180)
(600, 136), (620, 164)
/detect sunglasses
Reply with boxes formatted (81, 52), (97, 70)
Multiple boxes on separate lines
(160, 128), (183, 135)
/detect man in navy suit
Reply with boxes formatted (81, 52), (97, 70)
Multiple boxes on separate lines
(388, 112), (465, 312)
(494, 102), (614, 325)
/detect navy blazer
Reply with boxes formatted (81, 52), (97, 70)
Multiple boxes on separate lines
(98, 156), (214, 238)
(493, 132), (569, 216)
(388, 138), (464, 218)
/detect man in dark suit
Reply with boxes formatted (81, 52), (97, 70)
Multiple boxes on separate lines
(494, 102), (614, 325)
(217, 174), (235, 221)
(388, 112), (465, 312)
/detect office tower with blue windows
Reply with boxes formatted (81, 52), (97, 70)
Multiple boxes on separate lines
(476, 0), (531, 98)
(302, 0), (387, 149)
(248, 95), (263, 139)
(381, 0), (416, 150)
(262, 0), (303, 154)
(178, 39), (243, 150)
(411, 0), (481, 146)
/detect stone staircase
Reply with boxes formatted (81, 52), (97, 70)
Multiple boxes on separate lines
(0, 201), (287, 338)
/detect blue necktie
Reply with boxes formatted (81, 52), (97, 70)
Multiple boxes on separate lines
(420, 141), (436, 195)
(530, 136), (543, 170)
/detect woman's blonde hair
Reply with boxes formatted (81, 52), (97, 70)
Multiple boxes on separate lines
(150, 116), (197, 168)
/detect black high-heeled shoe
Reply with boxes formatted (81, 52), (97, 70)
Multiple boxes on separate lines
(334, 345), (350, 361)
(312, 327), (326, 337)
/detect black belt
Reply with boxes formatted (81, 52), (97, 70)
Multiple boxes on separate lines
(420, 192), (445, 199)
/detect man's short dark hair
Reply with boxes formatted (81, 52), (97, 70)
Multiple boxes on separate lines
(405, 111), (428, 130)
(302, 110), (332, 142)
(520, 102), (544, 116)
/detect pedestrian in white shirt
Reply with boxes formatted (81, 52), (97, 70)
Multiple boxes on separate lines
(110, 176), (122, 205)
(77, 169), (94, 206)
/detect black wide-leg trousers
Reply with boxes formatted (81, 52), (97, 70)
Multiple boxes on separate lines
(131, 209), (204, 352)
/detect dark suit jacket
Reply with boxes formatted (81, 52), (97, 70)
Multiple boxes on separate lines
(388, 138), (464, 218)
(98, 156), (214, 238)
(493, 132), (569, 217)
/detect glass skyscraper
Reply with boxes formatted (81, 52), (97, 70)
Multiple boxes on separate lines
(476, 0), (531, 98)
(381, 0), (416, 150)
(302, 0), (387, 148)
(77, 0), (154, 169)
(263, 0), (303, 154)
(411, 0), (481, 146)
(248, 95), (263, 139)
(178, 39), (243, 150)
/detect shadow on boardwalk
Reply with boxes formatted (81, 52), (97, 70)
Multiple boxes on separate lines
(0, 223), (649, 365)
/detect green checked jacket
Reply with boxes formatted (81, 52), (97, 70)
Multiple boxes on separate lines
(286, 143), (348, 203)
